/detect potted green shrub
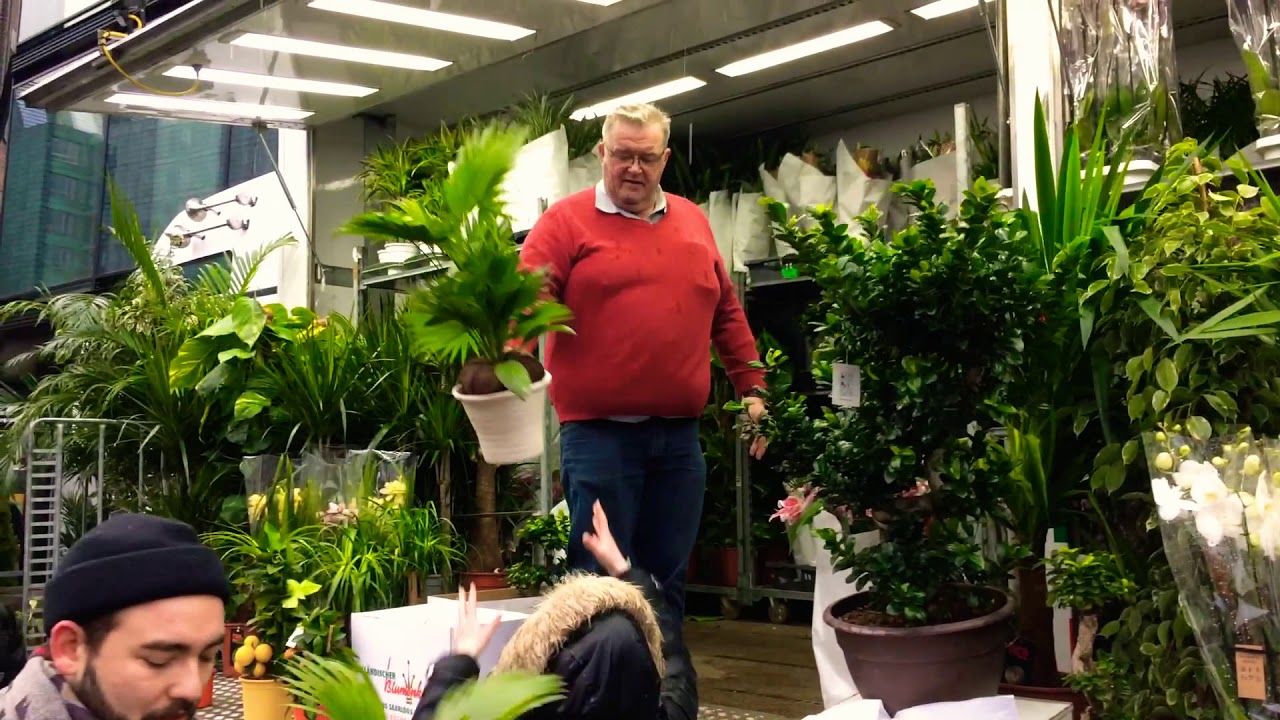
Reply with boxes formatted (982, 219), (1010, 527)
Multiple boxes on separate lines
(342, 124), (573, 466)
(749, 180), (1040, 714)
(506, 512), (570, 595)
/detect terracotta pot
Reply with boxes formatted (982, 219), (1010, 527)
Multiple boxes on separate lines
(686, 548), (702, 584)
(240, 678), (291, 720)
(198, 674), (214, 709)
(823, 586), (1015, 716)
(998, 683), (1087, 720)
(459, 570), (508, 591)
(222, 623), (252, 679)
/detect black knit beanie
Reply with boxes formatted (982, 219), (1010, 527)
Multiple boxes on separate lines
(43, 513), (230, 634)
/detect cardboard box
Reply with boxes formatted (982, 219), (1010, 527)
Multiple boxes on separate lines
(350, 596), (542, 720)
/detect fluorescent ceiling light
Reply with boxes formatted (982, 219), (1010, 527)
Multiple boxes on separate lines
(308, 0), (534, 41)
(231, 33), (451, 72)
(104, 93), (314, 122)
(569, 77), (706, 121)
(574, 0), (623, 4)
(163, 66), (378, 97)
(715, 20), (894, 77)
(910, 0), (992, 20)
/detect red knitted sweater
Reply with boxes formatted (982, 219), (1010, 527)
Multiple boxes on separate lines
(519, 188), (765, 422)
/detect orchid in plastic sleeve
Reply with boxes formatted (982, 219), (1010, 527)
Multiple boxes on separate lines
(1144, 421), (1280, 714)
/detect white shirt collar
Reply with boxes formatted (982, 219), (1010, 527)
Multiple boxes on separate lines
(595, 181), (667, 222)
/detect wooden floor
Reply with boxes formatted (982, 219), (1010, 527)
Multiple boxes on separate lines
(685, 619), (824, 718)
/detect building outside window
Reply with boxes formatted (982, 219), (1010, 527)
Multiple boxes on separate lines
(0, 100), (278, 299)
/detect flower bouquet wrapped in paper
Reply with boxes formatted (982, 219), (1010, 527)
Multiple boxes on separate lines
(1145, 420), (1280, 718)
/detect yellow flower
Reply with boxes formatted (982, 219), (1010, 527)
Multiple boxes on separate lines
(248, 494), (266, 521)
(379, 479), (409, 508)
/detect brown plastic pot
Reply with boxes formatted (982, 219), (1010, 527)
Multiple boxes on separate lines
(823, 586), (1015, 716)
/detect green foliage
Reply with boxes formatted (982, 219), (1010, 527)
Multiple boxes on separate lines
(286, 652), (564, 720)
(1069, 560), (1229, 720)
(0, 182), (292, 527)
(1045, 547), (1136, 613)
(506, 512), (571, 593)
(344, 124), (574, 397)
(204, 523), (331, 671)
(1178, 74), (1260, 159)
(755, 179), (1042, 624)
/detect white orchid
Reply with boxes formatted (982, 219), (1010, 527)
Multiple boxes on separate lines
(1246, 476), (1280, 560)
(1173, 459), (1219, 492)
(1152, 476), (1197, 521)
(1187, 467), (1245, 546)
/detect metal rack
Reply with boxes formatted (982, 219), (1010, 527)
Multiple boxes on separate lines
(689, 103), (981, 623)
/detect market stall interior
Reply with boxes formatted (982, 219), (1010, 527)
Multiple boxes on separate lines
(4, 0), (1278, 718)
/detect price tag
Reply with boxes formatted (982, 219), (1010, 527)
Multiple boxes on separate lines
(832, 363), (861, 408)
(1236, 645), (1267, 700)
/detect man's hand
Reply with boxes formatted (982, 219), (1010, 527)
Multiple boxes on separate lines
(452, 584), (501, 659)
(745, 396), (768, 459)
(582, 501), (630, 577)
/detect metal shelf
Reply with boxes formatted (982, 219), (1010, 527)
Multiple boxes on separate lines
(358, 256), (450, 291)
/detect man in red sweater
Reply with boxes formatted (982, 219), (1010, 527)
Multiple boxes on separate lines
(519, 102), (767, 634)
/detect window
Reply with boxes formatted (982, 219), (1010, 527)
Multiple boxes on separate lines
(47, 174), (89, 206)
(0, 98), (279, 299)
(50, 137), (86, 166)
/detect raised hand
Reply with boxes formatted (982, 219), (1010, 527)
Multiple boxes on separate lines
(582, 501), (630, 577)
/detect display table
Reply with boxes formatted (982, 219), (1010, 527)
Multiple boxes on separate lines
(803, 695), (1073, 720)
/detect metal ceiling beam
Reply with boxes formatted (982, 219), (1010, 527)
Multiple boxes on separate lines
(19, 0), (281, 110)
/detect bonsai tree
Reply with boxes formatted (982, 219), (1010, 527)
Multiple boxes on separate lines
(745, 179), (1042, 709)
(1044, 546), (1136, 674)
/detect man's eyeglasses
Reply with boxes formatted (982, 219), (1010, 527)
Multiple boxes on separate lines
(604, 146), (664, 169)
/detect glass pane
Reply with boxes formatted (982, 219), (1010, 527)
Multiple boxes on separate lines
(97, 116), (231, 275)
(228, 126), (279, 186)
(0, 101), (107, 297)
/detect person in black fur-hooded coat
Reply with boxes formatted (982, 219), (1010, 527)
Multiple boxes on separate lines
(412, 502), (697, 720)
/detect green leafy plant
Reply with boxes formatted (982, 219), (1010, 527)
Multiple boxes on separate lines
(752, 178), (1041, 626)
(506, 512), (571, 593)
(204, 523), (328, 678)
(1178, 73), (1260, 159)
(1045, 547), (1135, 674)
(342, 124), (574, 400)
(286, 653), (563, 720)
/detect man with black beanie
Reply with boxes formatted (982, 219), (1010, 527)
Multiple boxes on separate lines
(0, 513), (230, 720)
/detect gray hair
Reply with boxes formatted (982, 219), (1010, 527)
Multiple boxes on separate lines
(602, 103), (671, 148)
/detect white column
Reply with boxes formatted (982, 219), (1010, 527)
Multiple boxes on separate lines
(274, 127), (313, 310)
(1006, 0), (1064, 210)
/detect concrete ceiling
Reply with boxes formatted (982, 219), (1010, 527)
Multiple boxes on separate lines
(16, 0), (1233, 138)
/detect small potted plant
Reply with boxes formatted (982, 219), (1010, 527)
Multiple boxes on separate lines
(506, 512), (571, 595)
(1045, 547), (1136, 675)
(205, 522), (327, 720)
(749, 179), (1040, 714)
(342, 124), (574, 465)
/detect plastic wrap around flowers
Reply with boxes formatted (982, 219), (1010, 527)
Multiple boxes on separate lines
(1145, 423), (1280, 716)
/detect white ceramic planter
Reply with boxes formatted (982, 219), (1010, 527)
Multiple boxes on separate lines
(453, 373), (551, 465)
(377, 242), (420, 265)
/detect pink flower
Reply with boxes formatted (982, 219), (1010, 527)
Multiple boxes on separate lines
(771, 486), (819, 524)
(901, 479), (931, 498)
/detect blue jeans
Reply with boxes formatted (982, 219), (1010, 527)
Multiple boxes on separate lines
(560, 418), (706, 628)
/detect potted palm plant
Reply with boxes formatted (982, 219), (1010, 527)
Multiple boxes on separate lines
(749, 179), (1040, 715)
(341, 124), (574, 465)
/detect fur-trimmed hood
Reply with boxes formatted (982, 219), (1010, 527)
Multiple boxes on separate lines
(494, 573), (665, 677)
